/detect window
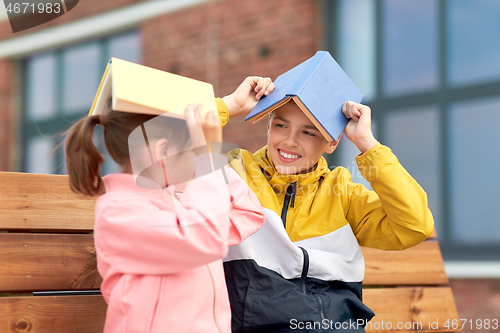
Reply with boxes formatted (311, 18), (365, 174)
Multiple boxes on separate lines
(23, 30), (141, 175)
(447, 0), (500, 86)
(382, 0), (439, 96)
(61, 42), (101, 115)
(337, 0), (376, 100)
(26, 53), (57, 121)
(327, 0), (500, 259)
(448, 97), (500, 244)
(385, 106), (443, 237)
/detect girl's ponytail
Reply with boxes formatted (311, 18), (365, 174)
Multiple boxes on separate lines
(65, 115), (105, 196)
(64, 109), (190, 196)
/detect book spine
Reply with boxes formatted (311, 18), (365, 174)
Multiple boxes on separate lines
(287, 51), (328, 96)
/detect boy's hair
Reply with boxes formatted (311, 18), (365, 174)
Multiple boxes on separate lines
(64, 109), (190, 196)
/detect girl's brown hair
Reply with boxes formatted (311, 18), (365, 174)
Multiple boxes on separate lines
(65, 111), (189, 196)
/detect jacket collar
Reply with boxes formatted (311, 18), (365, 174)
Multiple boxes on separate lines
(254, 146), (329, 195)
(102, 173), (170, 195)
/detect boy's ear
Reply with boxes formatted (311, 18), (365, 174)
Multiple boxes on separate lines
(266, 112), (275, 139)
(324, 134), (342, 154)
(267, 112), (274, 131)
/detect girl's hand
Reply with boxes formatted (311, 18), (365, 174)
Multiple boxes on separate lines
(222, 76), (275, 119)
(185, 103), (222, 155)
(342, 101), (378, 153)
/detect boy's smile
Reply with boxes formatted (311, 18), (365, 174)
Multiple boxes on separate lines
(266, 101), (339, 175)
(277, 147), (301, 161)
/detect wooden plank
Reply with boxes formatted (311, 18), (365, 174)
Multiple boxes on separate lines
(0, 290), (460, 333)
(428, 228), (437, 239)
(363, 287), (461, 333)
(362, 240), (448, 286)
(0, 172), (95, 231)
(0, 233), (101, 292)
(0, 295), (106, 333)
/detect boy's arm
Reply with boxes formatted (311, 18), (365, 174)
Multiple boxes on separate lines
(216, 98), (230, 128)
(340, 101), (433, 250)
(345, 143), (435, 250)
(217, 76), (274, 128)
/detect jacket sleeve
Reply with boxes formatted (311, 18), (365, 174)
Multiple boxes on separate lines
(216, 98), (230, 128)
(96, 156), (265, 275)
(345, 143), (434, 250)
(182, 164), (266, 247)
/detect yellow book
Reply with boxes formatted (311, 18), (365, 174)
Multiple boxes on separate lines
(88, 58), (217, 118)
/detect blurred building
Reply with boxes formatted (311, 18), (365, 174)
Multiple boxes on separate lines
(0, 0), (499, 329)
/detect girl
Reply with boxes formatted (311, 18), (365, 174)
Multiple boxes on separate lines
(64, 103), (266, 333)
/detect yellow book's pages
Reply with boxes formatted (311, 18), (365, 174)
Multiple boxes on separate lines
(89, 58), (217, 118)
(89, 62), (112, 116)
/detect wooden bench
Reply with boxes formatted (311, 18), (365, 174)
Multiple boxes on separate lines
(0, 172), (461, 332)
(361, 233), (461, 332)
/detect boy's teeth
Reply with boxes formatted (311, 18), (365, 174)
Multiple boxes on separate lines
(280, 150), (299, 159)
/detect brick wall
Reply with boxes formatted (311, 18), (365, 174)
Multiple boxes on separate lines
(142, 0), (323, 153)
(450, 279), (500, 333)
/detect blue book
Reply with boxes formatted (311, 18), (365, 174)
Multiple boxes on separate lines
(245, 51), (364, 142)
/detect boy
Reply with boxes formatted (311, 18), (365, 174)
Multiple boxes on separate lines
(216, 76), (434, 332)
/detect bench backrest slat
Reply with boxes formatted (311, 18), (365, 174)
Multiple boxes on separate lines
(0, 295), (106, 333)
(362, 240), (448, 286)
(0, 172), (95, 231)
(364, 287), (461, 332)
(0, 235), (447, 293)
(0, 233), (101, 292)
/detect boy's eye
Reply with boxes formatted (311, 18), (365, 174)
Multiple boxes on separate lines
(303, 131), (315, 137)
(276, 124), (286, 128)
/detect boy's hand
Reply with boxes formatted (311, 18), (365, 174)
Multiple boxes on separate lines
(342, 101), (378, 153)
(185, 103), (222, 155)
(222, 76), (274, 119)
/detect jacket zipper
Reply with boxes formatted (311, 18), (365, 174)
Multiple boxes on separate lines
(315, 294), (327, 333)
(298, 247), (309, 294)
(300, 247), (327, 332)
(283, 178), (326, 330)
(206, 265), (222, 333)
(280, 181), (297, 228)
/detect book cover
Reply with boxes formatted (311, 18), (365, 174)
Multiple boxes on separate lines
(88, 58), (217, 119)
(245, 51), (363, 142)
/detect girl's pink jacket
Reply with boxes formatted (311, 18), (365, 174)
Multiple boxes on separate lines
(94, 157), (265, 333)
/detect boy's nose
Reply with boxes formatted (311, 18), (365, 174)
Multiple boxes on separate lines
(283, 133), (299, 147)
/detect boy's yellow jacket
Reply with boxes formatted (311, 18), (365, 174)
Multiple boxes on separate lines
(216, 99), (434, 250)
(216, 98), (435, 332)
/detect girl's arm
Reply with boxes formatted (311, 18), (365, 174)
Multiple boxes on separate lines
(223, 166), (267, 247)
(96, 160), (265, 275)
